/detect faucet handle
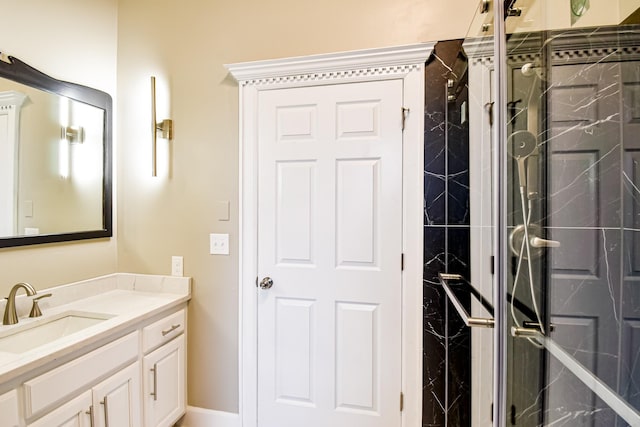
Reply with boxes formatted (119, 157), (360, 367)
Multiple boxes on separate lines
(29, 293), (52, 318)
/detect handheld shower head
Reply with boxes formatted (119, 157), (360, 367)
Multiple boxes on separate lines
(508, 130), (537, 189)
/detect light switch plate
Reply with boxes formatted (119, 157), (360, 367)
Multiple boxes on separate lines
(171, 256), (184, 276)
(210, 233), (229, 255)
(214, 200), (230, 221)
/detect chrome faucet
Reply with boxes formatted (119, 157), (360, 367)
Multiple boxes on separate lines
(3, 282), (37, 325)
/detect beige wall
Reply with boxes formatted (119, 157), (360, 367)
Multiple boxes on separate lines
(116, 0), (478, 413)
(621, 0), (640, 20)
(0, 0), (478, 415)
(0, 0), (118, 293)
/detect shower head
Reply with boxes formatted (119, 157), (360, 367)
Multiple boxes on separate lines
(508, 130), (537, 189)
(521, 61), (546, 81)
(521, 62), (537, 77)
(508, 130), (536, 158)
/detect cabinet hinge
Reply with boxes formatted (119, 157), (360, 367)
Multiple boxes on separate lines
(255, 276), (258, 287)
(401, 108), (410, 131)
(490, 256), (495, 275)
(400, 392), (404, 412)
(401, 253), (405, 271)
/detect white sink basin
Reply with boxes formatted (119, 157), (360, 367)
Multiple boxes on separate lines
(0, 311), (114, 354)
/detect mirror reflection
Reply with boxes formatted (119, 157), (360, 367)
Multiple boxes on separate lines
(0, 79), (104, 238)
(0, 56), (111, 247)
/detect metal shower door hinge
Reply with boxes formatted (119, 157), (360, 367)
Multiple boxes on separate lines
(401, 108), (410, 131)
(481, 0), (490, 14)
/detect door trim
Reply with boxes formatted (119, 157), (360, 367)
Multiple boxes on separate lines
(226, 43), (433, 427)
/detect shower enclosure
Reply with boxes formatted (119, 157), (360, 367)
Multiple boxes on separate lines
(424, 0), (640, 425)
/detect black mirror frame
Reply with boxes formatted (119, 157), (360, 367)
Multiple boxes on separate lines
(0, 55), (112, 248)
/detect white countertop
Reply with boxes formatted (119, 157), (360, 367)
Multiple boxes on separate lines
(0, 273), (190, 385)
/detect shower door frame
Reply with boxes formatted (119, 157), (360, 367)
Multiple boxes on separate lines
(493, 1), (510, 426)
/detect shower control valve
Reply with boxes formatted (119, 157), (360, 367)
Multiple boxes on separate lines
(530, 237), (560, 248)
(509, 224), (561, 259)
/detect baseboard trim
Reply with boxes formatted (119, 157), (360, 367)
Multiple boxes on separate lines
(178, 406), (240, 427)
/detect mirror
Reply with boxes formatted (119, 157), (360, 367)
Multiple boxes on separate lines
(0, 55), (112, 247)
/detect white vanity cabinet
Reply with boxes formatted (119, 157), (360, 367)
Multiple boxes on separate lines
(142, 310), (186, 427)
(30, 362), (142, 427)
(23, 332), (139, 421)
(0, 275), (189, 427)
(2, 307), (188, 427)
(0, 389), (19, 427)
(27, 390), (93, 427)
(92, 362), (141, 427)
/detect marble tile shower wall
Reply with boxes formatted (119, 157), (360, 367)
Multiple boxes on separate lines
(423, 40), (472, 427)
(423, 26), (640, 427)
(530, 26), (640, 425)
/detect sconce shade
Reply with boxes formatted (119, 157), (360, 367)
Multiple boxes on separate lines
(61, 126), (84, 144)
(151, 76), (173, 177)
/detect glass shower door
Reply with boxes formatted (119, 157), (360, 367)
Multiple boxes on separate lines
(500, 0), (640, 425)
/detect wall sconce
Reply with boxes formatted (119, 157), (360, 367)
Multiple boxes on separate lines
(61, 126), (84, 144)
(151, 76), (173, 177)
(58, 97), (84, 178)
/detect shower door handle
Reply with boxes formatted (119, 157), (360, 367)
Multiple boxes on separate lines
(438, 273), (495, 329)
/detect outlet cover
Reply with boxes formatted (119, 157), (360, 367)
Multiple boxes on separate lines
(210, 233), (229, 255)
(171, 256), (184, 276)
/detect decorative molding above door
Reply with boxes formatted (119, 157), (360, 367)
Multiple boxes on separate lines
(226, 44), (432, 87)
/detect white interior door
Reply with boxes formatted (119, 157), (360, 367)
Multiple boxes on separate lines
(257, 79), (404, 427)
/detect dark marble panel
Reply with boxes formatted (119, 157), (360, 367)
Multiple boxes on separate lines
(620, 319), (640, 414)
(424, 143), (446, 227)
(445, 228), (471, 427)
(447, 84), (471, 226)
(622, 230), (640, 418)
(623, 149), (640, 231)
(548, 228), (622, 392)
(544, 62), (622, 229)
(424, 40), (465, 227)
(544, 362), (617, 426)
(423, 226), (447, 427)
(424, 71), (447, 226)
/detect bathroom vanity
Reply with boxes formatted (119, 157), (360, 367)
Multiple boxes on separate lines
(0, 273), (190, 427)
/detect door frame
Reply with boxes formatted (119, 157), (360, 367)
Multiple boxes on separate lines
(227, 43), (433, 427)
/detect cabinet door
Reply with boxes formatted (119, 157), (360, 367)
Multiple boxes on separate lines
(143, 334), (185, 427)
(0, 389), (19, 427)
(92, 362), (141, 427)
(28, 390), (92, 427)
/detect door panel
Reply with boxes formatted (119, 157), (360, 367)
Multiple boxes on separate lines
(257, 80), (403, 427)
(274, 297), (315, 404)
(93, 362), (140, 427)
(27, 391), (92, 427)
(143, 335), (185, 427)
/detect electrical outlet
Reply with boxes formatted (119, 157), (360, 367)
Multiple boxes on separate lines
(171, 256), (184, 276)
(210, 233), (229, 255)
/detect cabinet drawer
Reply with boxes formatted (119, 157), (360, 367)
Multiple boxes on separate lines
(142, 309), (185, 353)
(0, 389), (19, 427)
(24, 331), (139, 418)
